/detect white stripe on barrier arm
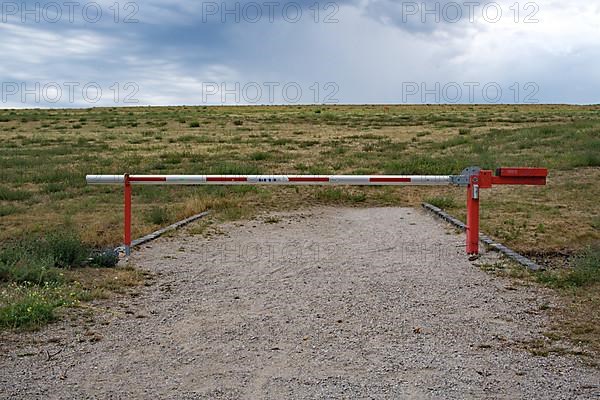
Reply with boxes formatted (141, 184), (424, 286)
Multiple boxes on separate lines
(86, 174), (453, 186)
(86, 175), (125, 184)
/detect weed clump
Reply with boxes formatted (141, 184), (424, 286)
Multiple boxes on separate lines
(0, 186), (32, 201)
(145, 207), (170, 225)
(90, 249), (119, 268)
(44, 231), (89, 268)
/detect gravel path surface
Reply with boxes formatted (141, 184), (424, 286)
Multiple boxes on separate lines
(1, 207), (598, 399)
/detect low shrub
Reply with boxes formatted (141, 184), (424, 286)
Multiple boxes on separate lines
(90, 249), (119, 268)
(44, 231), (89, 268)
(0, 231), (90, 286)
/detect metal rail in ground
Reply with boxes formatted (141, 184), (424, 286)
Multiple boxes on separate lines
(114, 211), (210, 255)
(422, 202), (541, 271)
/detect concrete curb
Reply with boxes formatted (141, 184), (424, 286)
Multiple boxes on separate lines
(115, 211), (210, 255)
(421, 203), (541, 271)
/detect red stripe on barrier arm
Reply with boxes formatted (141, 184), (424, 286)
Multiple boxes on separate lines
(288, 177), (330, 182)
(369, 177), (411, 183)
(207, 177), (248, 182)
(130, 177), (167, 182)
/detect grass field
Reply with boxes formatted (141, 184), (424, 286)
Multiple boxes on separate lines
(1, 104), (599, 251)
(1, 104), (599, 348)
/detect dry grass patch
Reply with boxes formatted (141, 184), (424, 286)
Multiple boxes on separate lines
(66, 266), (147, 299)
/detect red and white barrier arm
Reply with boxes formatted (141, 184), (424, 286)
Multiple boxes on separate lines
(86, 175), (453, 186)
(86, 167), (547, 257)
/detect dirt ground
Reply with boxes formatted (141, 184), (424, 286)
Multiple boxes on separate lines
(1, 207), (598, 399)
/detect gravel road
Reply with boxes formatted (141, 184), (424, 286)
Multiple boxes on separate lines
(1, 207), (598, 399)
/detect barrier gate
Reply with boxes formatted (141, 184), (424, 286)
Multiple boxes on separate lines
(86, 166), (548, 256)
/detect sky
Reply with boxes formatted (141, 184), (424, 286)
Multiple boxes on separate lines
(0, 0), (599, 107)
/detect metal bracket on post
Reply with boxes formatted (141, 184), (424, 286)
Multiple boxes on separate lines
(450, 166), (481, 187)
(451, 166), (549, 255)
(124, 173), (132, 257)
(450, 166), (483, 255)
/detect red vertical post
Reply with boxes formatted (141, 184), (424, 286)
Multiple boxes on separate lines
(466, 174), (480, 255)
(124, 174), (132, 256)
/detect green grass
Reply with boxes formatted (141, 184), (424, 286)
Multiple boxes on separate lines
(43, 231), (90, 268)
(0, 230), (90, 284)
(0, 205), (20, 216)
(0, 231), (119, 330)
(529, 246), (600, 353)
(0, 257), (62, 286)
(425, 196), (458, 209)
(0, 283), (71, 329)
(592, 217), (600, 231)
(42, 182), (67, 194)
(0, 186), (32, 201)
(0, 231), (139, 330)
(249, 151), (271, 161)
(537, 246), (600, 289)
(145, 207), (170, 225)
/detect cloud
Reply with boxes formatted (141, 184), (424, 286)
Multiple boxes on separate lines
(0, 0), (598, 107)
(361, 0), (496, 33)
